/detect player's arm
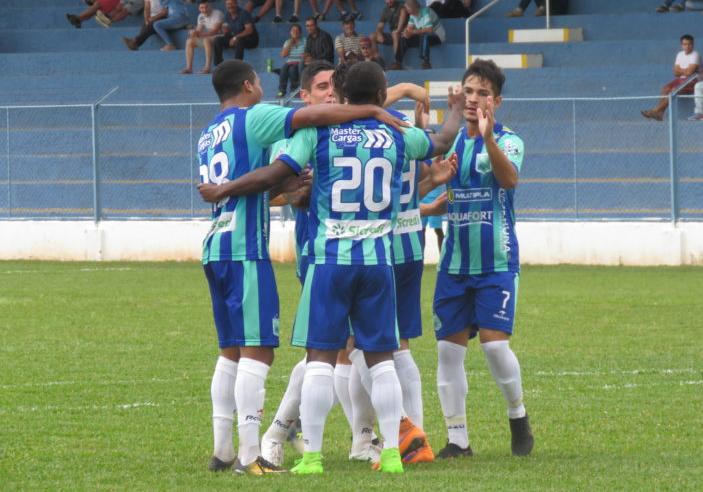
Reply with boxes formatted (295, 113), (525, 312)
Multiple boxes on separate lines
(420, 191), (447, 217)
(291, 104), (410, 132)
(198, 161), (301, 203)
(683, 62), (700, 77)
(480, 96), (521, 189)
(417, 154), (457, 199)
(269, 194), (288, 206)
(384, 83), (430, 111)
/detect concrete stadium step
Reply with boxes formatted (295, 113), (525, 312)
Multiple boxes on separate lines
(473, 0), (677, 16)
(508, 27), (584, 43)
(467, 53), (543, 68)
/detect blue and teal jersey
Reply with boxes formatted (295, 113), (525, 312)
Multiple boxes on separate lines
(391, 158), (430, 264)
(197, 103), (297, 264)
(279, 118), (433, 266)
(439, 123), (524, 275)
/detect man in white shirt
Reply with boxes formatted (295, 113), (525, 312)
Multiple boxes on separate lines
(122, 0), (167, 50)
(182, 0), (224, 74)
(642, 34), (700, 121)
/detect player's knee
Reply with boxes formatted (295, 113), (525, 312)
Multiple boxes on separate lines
(478, 327), (510, 344)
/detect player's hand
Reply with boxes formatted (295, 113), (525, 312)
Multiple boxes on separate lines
(414, 100), (430, 129)
(430, 153), (458, 186)
(422, 191), (448, 216)
(405, 84), (430, 113)
(229, 36), (238, 47)
(447, 85), (464, 112)
(197, 183), (225, 203)
(376, 108), (411, 132)
(477, 96), (495, 141)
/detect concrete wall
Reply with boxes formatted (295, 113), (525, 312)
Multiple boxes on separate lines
(1, 220), (702, 266)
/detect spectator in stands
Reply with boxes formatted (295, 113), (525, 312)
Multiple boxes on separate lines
(272, 0), (302, 23)
(182, 0), (224, 74)
(689, 81), (703, 120)
(153, 0), (191, 51)
(334, 18), (362, 64)
(642, 34), (701, 121)
(66, 0), (143, 28)
(244, 0), (275, 23)
(213, 0), (258, 64)
(303, 16), (335, 64)
(427, 0), (474, 18)
(314, 0), (362, 21)
(122, 0), (167, 50)
(507, 0), (568, 17)
(372, 0), (407, 57)
(277, 24), (306, 97)
(391, 0), (445, 70)
(657, 1), (686, 12)
(359, 37), (385, 69)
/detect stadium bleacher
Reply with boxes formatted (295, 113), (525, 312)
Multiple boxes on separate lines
(0, 0), (701, 220)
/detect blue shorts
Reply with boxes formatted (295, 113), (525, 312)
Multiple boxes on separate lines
(203, 260), (280, 349)
(425, 216), (444, 230)
(394, 261), (424, 340)
(433, 271), (519, 340)
(292, 264), (399, 352)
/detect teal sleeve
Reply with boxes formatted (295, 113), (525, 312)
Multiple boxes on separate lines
(277, 127), (316, 174)
(404, 126), (433, 161)
(247, 103), (298, 147)
(269, 139), (288, 164)
(498, 133), (525, 172)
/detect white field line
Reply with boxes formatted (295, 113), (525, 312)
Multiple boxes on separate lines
(602, 380), (703, 390)
(0, 375), (210, 390)
(1, 267), (133, 274)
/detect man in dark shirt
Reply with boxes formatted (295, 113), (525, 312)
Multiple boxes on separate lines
(303, 16), (334, 65)
(214, 0), (259, 65)
(372, 0), (406, 56)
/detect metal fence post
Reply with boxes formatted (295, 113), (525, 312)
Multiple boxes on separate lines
(6, 109), (10, 218)
(91, 104), (101, 222)
(572, 99), (578, 219)
(668, 93), (678, 223)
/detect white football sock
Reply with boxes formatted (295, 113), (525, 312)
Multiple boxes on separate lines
(351, 348), (408, 419)
(334, 363), (354, 428)
(394, 349), (424, 429)
(235, 358), (270, 466)
(481, 340), (526, 419)
(262, 357), (305, 443)
(437, 340), (469, 448)
(211, 356), (237, 462)
(300, 361), (335, 453)
(349, 363), (376, 454)
(369, 360), (402, 449)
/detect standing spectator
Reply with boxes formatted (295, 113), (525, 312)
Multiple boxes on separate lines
(182, 0), (224, 74)
(372, 0), (407, 57)
(392, 0), (445, 70)
(277, 24), (306, 97)
(428, 0), (473, 18)
(689, 81), (703, 120)
(303, 16), (334, 64)
(507, 0), (568, 17)
(153, 0), (191, 51)
(122, 0), (167, 50)
(334, 18), (362, 65)
(642, 34), (701, 121)
(656, 1), (685, 12)
(272, 0), (302, 23)
(317, 0), (362, 21)
(66, 0), (143, 28)
(359, 37), (385, 69)
(213, 0), (259, 65)
(244, 0), (275, 23)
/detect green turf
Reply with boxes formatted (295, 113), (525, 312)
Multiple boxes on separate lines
(1, 262), (701, 490)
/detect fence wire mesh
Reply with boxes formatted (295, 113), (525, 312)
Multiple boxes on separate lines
(0, 96), (700, 221)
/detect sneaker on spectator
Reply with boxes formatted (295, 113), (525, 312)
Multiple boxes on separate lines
(351, 11), (362, 20)
(507, 7), (524, 17)
(122, 37), (138, 51)
(289, 15), (299, 22)
(656, 5), (669, 12)
(670, 3), (684, 11)
(339, 11), (349, 21)
(277, 91), (285, 98)
(688, 113), (703, 121)
(273, 15), (284, 23)
(389, 62), (402, 70)
(535, 5), (546, 16)
(66, 13), (82, 28)
(95, 10), (112, 28)
(421, 60), (432, 69)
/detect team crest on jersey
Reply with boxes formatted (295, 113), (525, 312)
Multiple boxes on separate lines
(363, 129), (392, 149)
(331, 128), (363, 148)
(198, 133), (213, 153)
(475, 153), (491, 174)
(503, 139), (520, 158)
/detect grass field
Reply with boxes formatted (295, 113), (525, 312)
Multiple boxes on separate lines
(1, 261), (702, 491)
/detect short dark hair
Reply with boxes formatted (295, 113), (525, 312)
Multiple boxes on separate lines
(305, 16), (317, 25)
(198, 0), (210, 4)
(461, 59), (505, 96)
(332, 62), (354, 102)
(342, 18), (354, 26)
(681, 34), (694, 43)
(301, 60), (335, 91)
(212, 60), (256, 102)
(344, 61), (386, 105)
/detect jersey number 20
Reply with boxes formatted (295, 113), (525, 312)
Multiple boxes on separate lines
(331, 157), (393, 213)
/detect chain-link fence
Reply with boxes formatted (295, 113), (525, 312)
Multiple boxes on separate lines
(0, 96), (700, 221)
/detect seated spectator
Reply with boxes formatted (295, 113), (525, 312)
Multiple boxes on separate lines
(303, 16), (335, 65)
(273, 0), (302, 23)
(153, 0), (191, 51)
(372, 0), (407, 57)
(359, 37), (385, 69)
(657, 0), (685, 12)
(213, 0), (259, 64)
(316, 0), (361, 21)
(244, 0), (275, 23)
(685, 0), (703, 10)
(334, 18), (362, 65)
(182, 0), (224, 74)
(428, 0), (473, 18)
(642, 34), (700, 121)
(507, 0), (568, 17)
(122, 0), (167, 50)
(689, 81), (703, 120)
(391, 0), (445, 70)
(66, 0), (143, 28)
(277, 24), (306, 97)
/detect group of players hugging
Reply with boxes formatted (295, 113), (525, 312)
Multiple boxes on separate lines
(195, 55), (534, 475)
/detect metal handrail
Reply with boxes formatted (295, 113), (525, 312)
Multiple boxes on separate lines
(465, 0), (504, 68)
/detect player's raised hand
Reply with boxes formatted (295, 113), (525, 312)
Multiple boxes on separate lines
(477, 96), (495, 140)
(430, 153), (458, 186)
(197, 183), (225, 203)
(447, 85), (464, 112)
(414, 100), (430, 129)
(376, 109), (411, 132)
